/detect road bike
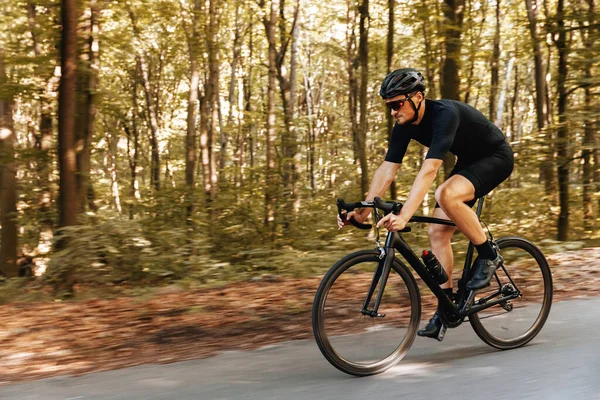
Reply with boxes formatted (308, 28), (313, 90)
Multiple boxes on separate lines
(312, 196), (553, 376)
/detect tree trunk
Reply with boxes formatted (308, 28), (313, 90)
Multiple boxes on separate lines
(304, 70), (316, 192)
(75, 0), (98, 213)
(272, 1), (301, 227)
(27, 1), (56, 260)
(123, 119), (139, 220)
(509, 52), (520, 141)
(108, 131), (122, 214)
(525, 0), (547, 131)
(0, 48), (18, 278)
(243, 23), (254, 185)
(228, 7), (242, 128)
(128, 7), (161, 191)
(357, 0), (369, 196)
(141, 56), (161, 192)
(583, 86), (594, 232)
(554, 0), (569, 240)
(495, 57), (515, 129)
(58, 0), (78, 228)
(440, 0), (464, 178)
(181, 0), (201, 223)
(185, 70), (199, 212)
(387, 0), (397, 200)
(489, 0), (500, 119)
(207, 0), (219, 200)
(288, 2), (300, 214)
(582, 0), (596, 232)
(27, 1), (54, 196)
(462, 0), (486, 104)
(346, 0), (360, 172)
(594, 132), (600, 216)
(422, 0), (438, 100)
(525, 0), (555, 197)
(199, 91), (211, 196)
(131, 79), (141, 218)
(261, 0), (277, 232)
(441, 0), (464, 101)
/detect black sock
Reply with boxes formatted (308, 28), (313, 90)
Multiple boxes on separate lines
(475, 240), (496, 259)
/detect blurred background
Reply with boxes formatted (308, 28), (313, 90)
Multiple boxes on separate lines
(0, 0), (598, 384)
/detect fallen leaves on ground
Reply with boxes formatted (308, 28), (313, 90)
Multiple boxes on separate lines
(0, 247), (598, 384)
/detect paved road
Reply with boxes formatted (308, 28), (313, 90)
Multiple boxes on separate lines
(1, 298), (599, 400)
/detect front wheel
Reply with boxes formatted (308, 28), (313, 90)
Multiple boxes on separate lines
(312, 250), (421, 376)
(469, 236), (553, 349)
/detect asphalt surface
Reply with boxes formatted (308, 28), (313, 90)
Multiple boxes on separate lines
(1, 297), (599, 400)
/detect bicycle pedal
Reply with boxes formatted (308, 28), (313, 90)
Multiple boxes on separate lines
(436, 325), (447, 342)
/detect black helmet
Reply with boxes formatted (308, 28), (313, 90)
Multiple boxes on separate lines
(380, 68), (426, 99)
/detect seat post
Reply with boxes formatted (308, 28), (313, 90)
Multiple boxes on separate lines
(475, 196), (485, 218)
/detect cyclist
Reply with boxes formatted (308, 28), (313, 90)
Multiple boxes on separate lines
(337, 68), (514, 341)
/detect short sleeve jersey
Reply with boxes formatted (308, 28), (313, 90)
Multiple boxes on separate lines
(385, 99), (507, 164)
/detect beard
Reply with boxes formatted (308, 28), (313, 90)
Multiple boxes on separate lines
(394, 112), (415, 125)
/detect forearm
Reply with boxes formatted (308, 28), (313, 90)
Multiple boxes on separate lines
(399, 167), (437, 220)
(359, 163), (398, 217)
(365, 169), (393, 201)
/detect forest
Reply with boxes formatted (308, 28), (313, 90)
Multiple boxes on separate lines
(0, 0), (598, 297)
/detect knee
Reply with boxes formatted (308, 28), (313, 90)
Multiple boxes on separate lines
(434, 184), (457, 209)
(428, 223), (454, 245)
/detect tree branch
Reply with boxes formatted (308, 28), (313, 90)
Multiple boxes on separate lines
(565, 82), (594, 97)
(277, 0), (300, 67)
(560, 148), (600, 167)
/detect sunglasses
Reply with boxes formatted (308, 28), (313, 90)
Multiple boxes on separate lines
(386, 92), (415, 111)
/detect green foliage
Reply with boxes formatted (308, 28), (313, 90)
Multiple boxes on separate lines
(43, 217), (222, 287)
(0, 277), (48, 304)
(44, 220), (153, 286)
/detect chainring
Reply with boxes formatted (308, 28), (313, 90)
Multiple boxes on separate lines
(439, 308), (465, 328)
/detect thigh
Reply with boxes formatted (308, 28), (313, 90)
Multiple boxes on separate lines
(441, 174), (477, 202)
(455, 148), (514, 199)
(434, 174), (478, 209)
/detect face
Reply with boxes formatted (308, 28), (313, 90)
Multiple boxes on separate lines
(385, 92), (422, 125)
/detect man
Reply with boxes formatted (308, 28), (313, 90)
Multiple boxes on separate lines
(337, 68), (514, 340)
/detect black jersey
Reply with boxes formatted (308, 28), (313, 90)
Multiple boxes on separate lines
(385, 99), (508, 163)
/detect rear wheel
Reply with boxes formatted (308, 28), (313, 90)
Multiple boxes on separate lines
(469, 237), (553, 349)
(312, 250), (421, 376)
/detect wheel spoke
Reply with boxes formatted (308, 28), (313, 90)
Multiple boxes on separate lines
(312, 251), (420, 376)
(469, 237), (553, 349)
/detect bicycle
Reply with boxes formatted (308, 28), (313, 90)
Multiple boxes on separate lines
(312, 196), (553, 376)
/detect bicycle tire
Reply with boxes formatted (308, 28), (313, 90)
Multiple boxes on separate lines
(469, 236), (553, 349)
(312, 250), (421, 376)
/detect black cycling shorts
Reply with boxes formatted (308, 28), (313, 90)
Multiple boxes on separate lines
(435, 143), (514, 208)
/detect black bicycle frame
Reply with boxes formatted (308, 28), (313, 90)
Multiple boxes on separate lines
(361, 197), (520, 321)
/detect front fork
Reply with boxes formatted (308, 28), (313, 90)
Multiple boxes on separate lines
(360, 248), (394, 318)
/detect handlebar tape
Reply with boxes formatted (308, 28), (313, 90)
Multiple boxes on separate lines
(336, 199), (372, 230)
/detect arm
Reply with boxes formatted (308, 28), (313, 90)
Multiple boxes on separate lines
(368, 161), (401, 199)
(339, 161), (400, 227)
(339, 122), (406, 229)
(377, 158), (443, 231)
(399, 158), (443, 220)
(361, 160), (401, 213)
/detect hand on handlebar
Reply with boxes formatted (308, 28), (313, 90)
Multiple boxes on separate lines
(377, 212), (408, 232)
(337, 210), (368, 230)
